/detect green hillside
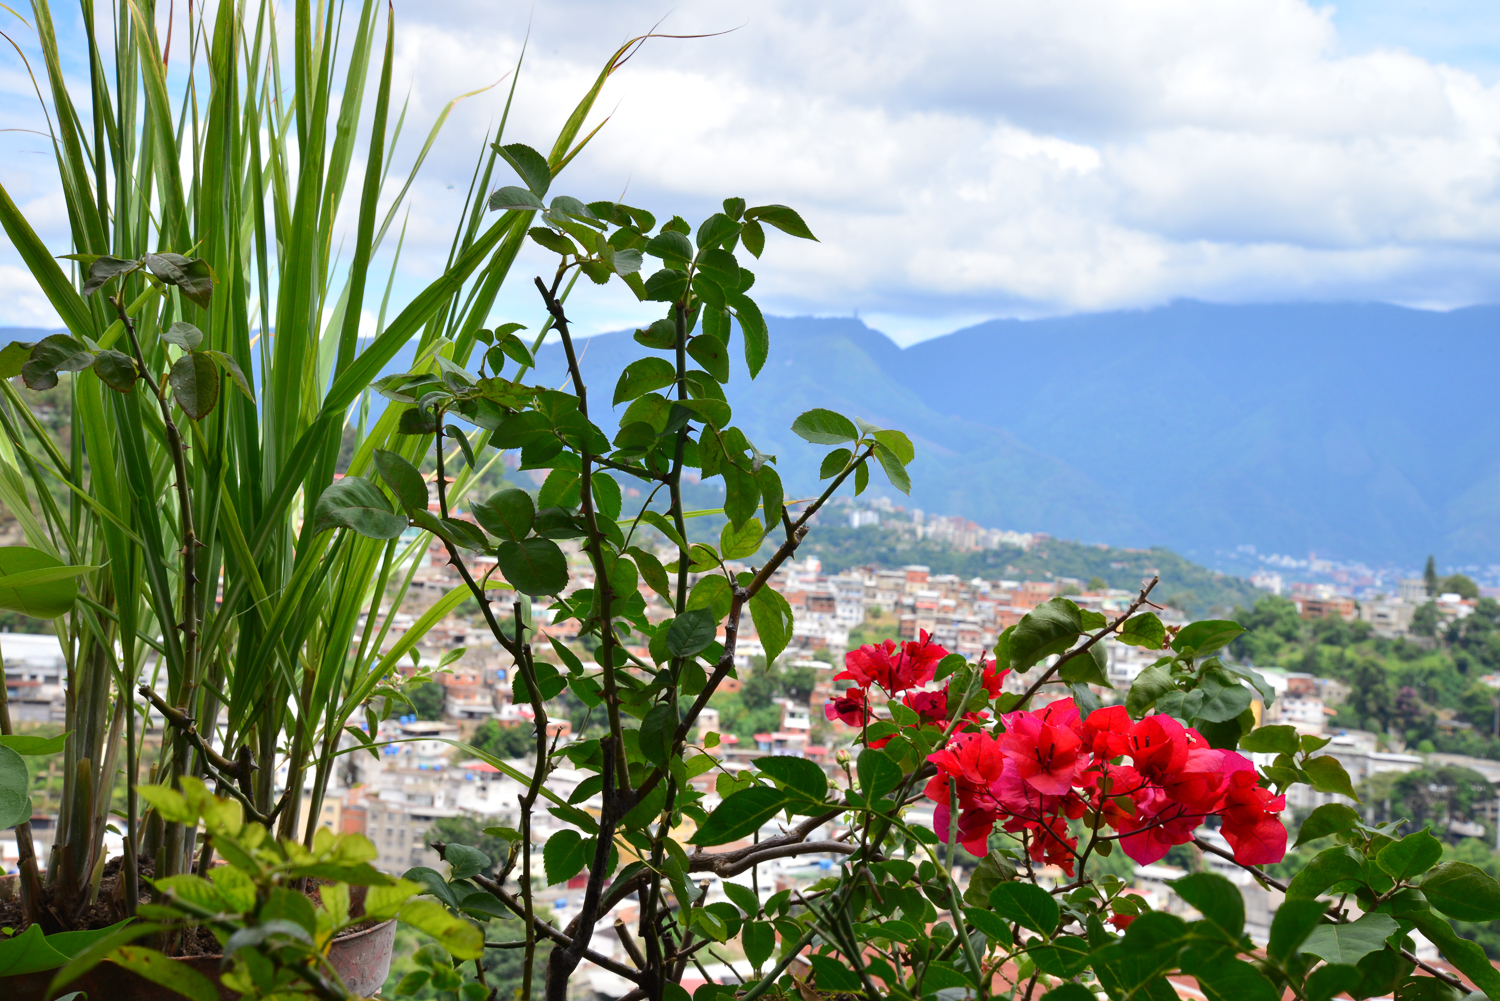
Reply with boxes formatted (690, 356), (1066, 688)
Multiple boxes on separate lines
(796, 523), (1261, 616)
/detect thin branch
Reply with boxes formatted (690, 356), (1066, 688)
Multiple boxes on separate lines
(1014, 575), (1160, 708)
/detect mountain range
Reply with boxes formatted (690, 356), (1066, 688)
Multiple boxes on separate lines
(531, 301), (1500, 569)
(5, 299), (1497, 568)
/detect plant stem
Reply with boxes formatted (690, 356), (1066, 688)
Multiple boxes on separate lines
(112, 295), (198, 884)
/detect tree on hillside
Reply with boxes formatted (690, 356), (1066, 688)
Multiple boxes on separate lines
(471, 719), (535, 760)
(1441, 573), (1481, 600)
(1425, 554), (1441, 597)
(1412, 602), (1441, 638)
(404, 680), (445, 721)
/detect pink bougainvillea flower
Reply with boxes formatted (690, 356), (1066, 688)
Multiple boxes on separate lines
(1219, 769), (1288, 865)
(824, 687), (872, 726)
(979, 659), (1010, 699)
(1118, 788), (1202, 866)
(927, 729), (1006, 798)
(998, 701), (1090, 796)
(836, 631), (948, 695)
(1127, 714), (1191, 782)
(1083, 705), (1134, 759)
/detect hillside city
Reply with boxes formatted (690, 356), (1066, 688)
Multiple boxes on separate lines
(6, 494), (1500, 990)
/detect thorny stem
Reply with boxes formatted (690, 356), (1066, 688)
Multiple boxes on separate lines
(1014, 574), (1160, 710)
(535, 275), (630, 796)
(113, 295), (198, 887)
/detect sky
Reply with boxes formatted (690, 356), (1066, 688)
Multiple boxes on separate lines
(4, 1), (1500, 344)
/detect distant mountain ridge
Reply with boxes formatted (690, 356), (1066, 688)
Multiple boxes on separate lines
(5, 299), (1495, 566)
(529, 301), (1500, 568)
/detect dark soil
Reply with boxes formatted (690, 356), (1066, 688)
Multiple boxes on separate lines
(0, 854), (371, 957)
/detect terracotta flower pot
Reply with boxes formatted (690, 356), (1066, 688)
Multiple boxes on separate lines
(3, 918), (396, 1000)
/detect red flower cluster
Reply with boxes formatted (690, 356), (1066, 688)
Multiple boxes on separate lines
(924, 701), (1286, 875)
(824, 633), (1008, 742)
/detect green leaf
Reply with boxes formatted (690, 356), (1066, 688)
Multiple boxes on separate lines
(496, 538), (569, 596)
(528, 226), (576, 256)
(373, 449), (428, 512)
(645, 230), (694, 262)
(498, 142), (551, 196)
(1059, 644), (1109, 687)
(687, 574), (733, 622)
(473, 489), (536, 543)
(1170, 872), (1243, 939)
(873, 442), (911, 494)
(964, 851), (1018, 907)
(1193, 959), (1280, 1001)
(1117, 612), (1167, 649)
(626, 546), (672, 603)
(744, 204), (817, 241)
(1125, 664), (1176, 717)
(1238, 724), (1301, 755)
(990, 882), (1059, 936)
(697, 247), (740, 284)
(614, 357), (678, 405)
(1009, 597), (1083, 672)
(1287, 846), (1364, 899)
(1267, 898), (1329, 963)
(488, 185), (544, 211)
(643, 268), (689, 302)
(819, 448), (852, 479)
(691, 786), (789, 845)
(729, 293), (769, 378)
(748, 586), (794, 664)
(741, 920), (775, 969)
(1421, 861), (1500, 921)
(312, 477), (407, 539)
(77, 255), (138, 296)
(871, 429), (914, 465)
(1295, 802), (1362, 847)
(790, 408), (859, 444)
(0, 340), (34, 378)
(1378, 828), (1443, 881)
(445, 843), (491, 881)
(142, 253), (213, 308)
(1303, 964), (1362, 1001)
(687, 336), (730, 383)
(1040, 986), (1096, 1001)
(739, 218), (766, 258)
(161, 321), (204, 351)
(720, 517), (763, 560)
(21, 334), (93, 390)
(1300, 912), (1399, 966)
(201, 352), (253, 402)
(107, 946), (218, 1001)
(1186, 666), (1253, 724)
(168, 351), (220, 420)
(722, 882), (760, 918)
(667, 609), (718, 659)
(857, 748), (901, 803)
(808, 955), (860, 992)
(261, 886), (318, 935)
(1170, 620), (1245, 656)
(0, 732), (67, 755)
(0, 547), (88, 619)
(399, 899), (483, 960)
(639, 703), (678, 769)
(1304, 755), (1361, 802)
(0, 921), (67, 976)
(1410, 909), (1500, 998)
(91, 349), (138, 392)
(756, 756), (827, 803)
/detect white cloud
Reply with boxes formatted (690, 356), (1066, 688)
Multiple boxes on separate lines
(6, 0), (1500, 339)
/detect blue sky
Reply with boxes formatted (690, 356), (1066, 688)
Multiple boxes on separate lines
(5, 1), (1500, 345)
